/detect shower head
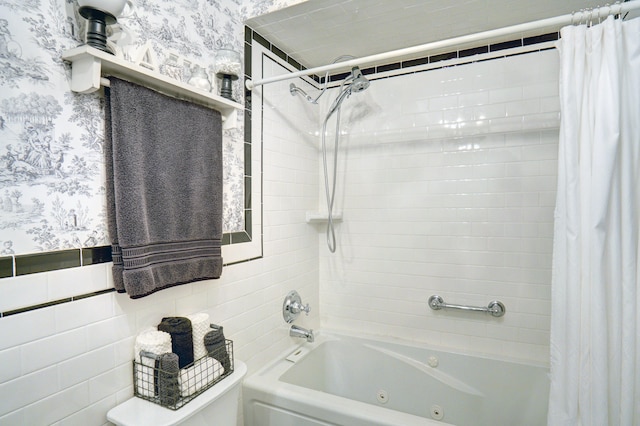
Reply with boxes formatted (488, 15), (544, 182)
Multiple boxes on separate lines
(289, 82), (318, 103)
(349, 66), (370, 92)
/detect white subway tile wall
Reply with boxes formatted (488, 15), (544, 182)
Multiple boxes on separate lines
(0, 43), (559, 423)
(319, 49), (559, 363)
(0, 51), (320, 424)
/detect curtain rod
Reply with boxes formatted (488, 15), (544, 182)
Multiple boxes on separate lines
(245, 1), (640, 90)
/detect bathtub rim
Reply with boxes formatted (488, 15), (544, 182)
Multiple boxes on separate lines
(261, 328), (550, 373)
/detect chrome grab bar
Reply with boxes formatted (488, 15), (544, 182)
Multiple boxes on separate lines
(428, 295), (506, 318)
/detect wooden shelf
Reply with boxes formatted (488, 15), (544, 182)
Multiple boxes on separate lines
(62, 45), (242, 129)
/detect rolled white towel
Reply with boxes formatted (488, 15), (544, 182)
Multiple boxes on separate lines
(134, 329), (172, 397)
(187, 313), (210, 360)
(179, 356), (224, 397)
(134, 328), (172, 364)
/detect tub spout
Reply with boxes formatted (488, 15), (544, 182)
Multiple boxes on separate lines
(289, 325), (314, 343)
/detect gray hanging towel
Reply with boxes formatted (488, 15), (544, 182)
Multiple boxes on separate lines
(105, 77), (223, 299)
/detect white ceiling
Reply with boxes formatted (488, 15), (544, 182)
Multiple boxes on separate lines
(246, 0), (639, 69)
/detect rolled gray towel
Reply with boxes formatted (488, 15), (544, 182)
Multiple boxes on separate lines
(158, 317), (194, 368)
(204, 325), (231, 372)
(158, 352), (180, 407)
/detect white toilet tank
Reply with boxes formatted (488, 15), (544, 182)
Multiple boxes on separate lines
(107, 360), (247, 426)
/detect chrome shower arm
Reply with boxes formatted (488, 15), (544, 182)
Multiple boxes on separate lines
(289, 83), (318, 103)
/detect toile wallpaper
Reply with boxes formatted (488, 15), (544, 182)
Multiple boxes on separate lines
(0, 0), (302, 257)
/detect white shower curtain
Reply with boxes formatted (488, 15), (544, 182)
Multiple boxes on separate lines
(548, 15), (640, 426)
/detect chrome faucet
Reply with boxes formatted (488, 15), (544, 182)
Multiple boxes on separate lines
(283, 290), (310, 323)
(289, 324), (314, 343)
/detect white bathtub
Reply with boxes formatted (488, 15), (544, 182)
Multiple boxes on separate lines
(243, 331), (549, 426)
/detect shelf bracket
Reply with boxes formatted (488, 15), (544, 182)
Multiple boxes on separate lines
(70, 53), (102, 93)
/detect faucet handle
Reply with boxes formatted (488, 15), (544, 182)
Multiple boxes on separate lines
(293, 302), (310, 315)
(283, 290), (310, 323)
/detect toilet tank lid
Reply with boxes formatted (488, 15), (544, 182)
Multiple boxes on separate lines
(107, 360), (247, 426)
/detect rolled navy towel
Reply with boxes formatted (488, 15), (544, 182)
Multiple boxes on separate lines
(158, 317), (194, 368)
(204, 324), (231, 372)
(158, 352), (180, 407)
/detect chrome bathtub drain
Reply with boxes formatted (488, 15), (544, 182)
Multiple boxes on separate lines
(376, 389), (389, 404)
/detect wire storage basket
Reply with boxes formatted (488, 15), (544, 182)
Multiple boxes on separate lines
(133, 339), (234, 410)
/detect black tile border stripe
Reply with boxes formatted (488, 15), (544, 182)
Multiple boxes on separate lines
(82, 245), (113, 266)
(459, 45), (489, 58)
(376, 62), (401, 73)
(430, 51), (458, 63)
(2, 246), (113, 280)
(524, 32), (560, 45)
(401, 56), (429, 68)
(0, 28), (559, 317)
(249, 27), (558, 82)
(490, 39), (523, 52)
(0, 256), (13, 279)
(0, 247), (257, 317)
(1, 288), (116, 318)
(15, 249), (81, 276)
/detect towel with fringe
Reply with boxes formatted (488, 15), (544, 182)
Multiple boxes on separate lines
(204, 324), (231, 372)
(157, 352), (180, 406)
(105, 77), (223, 299)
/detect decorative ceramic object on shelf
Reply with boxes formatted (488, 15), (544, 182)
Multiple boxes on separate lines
(106, 23), (137, 61)
(188, 65), (212, 92)
(133, 41), (158, 71)
(214, 46), (241, 100)
(77, 0), (135, 54)
(161, 52), (183, 81)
